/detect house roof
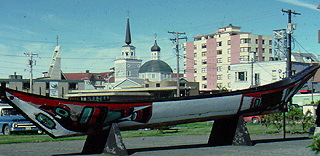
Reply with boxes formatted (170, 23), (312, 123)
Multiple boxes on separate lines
(113, 78), (145, 89)
(63, 72), (114, 82)
(171, 73), (184, 78)
(292, 52), (319, 63)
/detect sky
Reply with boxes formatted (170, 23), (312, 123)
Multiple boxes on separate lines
(0, 0), (319, 79)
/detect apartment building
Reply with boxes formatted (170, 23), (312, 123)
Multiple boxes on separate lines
(184, 24), (273, 92)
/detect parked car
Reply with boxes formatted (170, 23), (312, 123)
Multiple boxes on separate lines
(0, 104), (40, 135)
(243, 115), (262, 123)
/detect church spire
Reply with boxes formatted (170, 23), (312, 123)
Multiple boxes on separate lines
(125, 17), (131, 45)
(151, 33), (161, 60)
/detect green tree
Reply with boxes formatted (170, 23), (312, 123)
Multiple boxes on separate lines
(286, 106), (303, 133)
(302, 110), (315, 132)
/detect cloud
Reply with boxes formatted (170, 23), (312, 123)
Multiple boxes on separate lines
(0, 25), (37, 38)
(277, 0), (319, 11)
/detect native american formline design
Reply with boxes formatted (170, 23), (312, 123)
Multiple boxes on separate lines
(0, 65), (319, 139)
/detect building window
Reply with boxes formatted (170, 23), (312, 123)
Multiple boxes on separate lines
(69, 83), (77, 90)
(228, 74), (231, 79)
(201, 68), (207, 73)
(23, 82), (30, 90)
(194, 45), (197, 50)
(152, 74), (156, 78)
(202, 76), (207, 80)
(254, 73), (260, 86)
(217, 58), (222, 63)
(262, 40), (265, 44)
(255, 39), (258, 44)
(194, 53), (197, 57)
(217, 66), (222, 71)
(239, 56), (249, 61)
(202, 59), (207, 65)
(228, 57), (231, 62)
(269, 49), (272, 54)
(202, 51), (206, 57)
(236, 72), (247, 81)
(227, 40), (231, 45)
(217, 75), (222, 80)
(156, 83), (160, 87)
(46, 82), (49, 89)
(194, 69), (197, 73)
(145, 84), (149, 87)
(240, 47), (251, 52)
(194, 60), (197, 65)
(202, 84), (207, 89)
(269, 40), (272, 45)
(217, 41), (222, 46)
(262, 48), (265, 53)
(201, 43), (206, 48)
(228, 49), (231, 54)
(217, 50), (222, 55)
(240, 38), (251, 44)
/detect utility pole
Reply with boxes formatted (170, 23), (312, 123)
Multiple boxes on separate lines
(168, 31), (187, 97)
(250, 52), (256, 87)
(281, 9), (300, 141)
(24, 52), (38, 93)
(282, 9), (300, 77)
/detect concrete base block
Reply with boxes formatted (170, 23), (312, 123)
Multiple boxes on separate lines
(103, 123), (128, 155)
(208, 115), (252, 146)
(82, 123), (128, 155)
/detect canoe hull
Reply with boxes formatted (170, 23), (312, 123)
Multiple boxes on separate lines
(1, 65), (319, 138)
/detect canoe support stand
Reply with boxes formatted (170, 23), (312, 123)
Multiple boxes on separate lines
(208, 115), (252, 146)
(82, 123), (128, 155)
(81, 115), (251, 154)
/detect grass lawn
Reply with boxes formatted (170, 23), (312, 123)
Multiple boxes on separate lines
(0, 121), (311, 144)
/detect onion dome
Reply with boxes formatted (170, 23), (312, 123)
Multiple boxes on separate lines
(139, 60), (173, 73)
(151, 39), (161, 51)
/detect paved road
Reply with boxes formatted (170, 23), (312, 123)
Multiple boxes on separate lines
(0, 134), (315, 156)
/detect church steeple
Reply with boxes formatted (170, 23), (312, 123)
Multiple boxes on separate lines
(125, 17), (131, 45)
(121, 17), (136, 59)
(115, 16), (142, 84)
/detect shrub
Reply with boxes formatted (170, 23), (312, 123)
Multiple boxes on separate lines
(261, 105), (314, 133)
(307, 133), (320, 154)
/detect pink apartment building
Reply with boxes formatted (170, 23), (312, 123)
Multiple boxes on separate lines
(184, 24), (273, 92)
